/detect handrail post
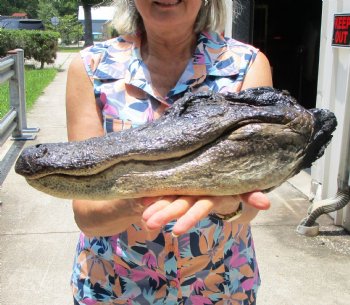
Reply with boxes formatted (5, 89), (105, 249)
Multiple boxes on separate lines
(7, 49), (39, 140)
(8, 49), (26, 137)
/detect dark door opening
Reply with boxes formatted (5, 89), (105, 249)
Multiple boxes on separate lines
(253, 0), (322, 108)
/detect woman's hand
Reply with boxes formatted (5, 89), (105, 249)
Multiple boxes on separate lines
(141, 192), (270, 236)
(73, 198), (147, 237)
(72, 192), (270, 237)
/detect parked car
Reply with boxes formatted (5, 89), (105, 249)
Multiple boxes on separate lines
(0, 19), (45, 30)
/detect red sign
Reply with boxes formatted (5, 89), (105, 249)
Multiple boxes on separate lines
(332, 14), (350, 47)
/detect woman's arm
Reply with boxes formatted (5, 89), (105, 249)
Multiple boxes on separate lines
(66, 55), (104, 141)
(66, 55), (146, 236)
(241, 51), (273, 89)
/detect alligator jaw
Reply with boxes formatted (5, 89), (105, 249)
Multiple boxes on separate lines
(22, 122), (312, 200)
(14, 87), (337, 200)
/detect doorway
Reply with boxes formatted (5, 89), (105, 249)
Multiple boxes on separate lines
(253, 0), (322, 108)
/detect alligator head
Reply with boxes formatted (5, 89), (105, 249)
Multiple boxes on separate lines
(15, 87), (337, 200)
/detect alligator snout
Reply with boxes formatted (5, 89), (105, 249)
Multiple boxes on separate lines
(15, 87), (337, 200)
(15, 144), (50, 176)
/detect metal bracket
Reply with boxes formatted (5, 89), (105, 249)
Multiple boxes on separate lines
(11, 127), (40, 141)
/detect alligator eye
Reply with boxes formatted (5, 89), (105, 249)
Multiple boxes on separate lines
(35, 144), (42, 148)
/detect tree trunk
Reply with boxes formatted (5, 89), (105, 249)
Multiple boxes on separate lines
(83, 3), (94, 47)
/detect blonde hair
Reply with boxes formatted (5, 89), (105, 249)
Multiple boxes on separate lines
(112, 0), (241, 35)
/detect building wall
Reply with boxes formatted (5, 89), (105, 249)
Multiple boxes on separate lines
(91, 21), (105, 35)
(312, 0), (350, 230)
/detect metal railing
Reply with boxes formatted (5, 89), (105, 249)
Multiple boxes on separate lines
(0, 49), (39, 146)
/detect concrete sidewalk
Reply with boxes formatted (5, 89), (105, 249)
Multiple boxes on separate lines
(0, 53), (79, 305)
(0, 52), (350, 305)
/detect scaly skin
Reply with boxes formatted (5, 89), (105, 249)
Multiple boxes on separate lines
(15, 87), (337, 200)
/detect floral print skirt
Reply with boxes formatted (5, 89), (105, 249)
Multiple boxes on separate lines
(71, 217), (260, 304)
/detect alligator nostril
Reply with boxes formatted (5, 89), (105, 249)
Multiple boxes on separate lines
(33, 145), (48, 158)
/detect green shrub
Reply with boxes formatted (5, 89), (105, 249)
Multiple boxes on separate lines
(0, 29), (60, 68)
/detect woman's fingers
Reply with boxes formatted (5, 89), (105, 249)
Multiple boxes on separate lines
(140, 195), (177, 207)
(141, 191), (271, 234)
(229, 203), (260, 224)
(143, 196), (197, 230)
(172, 197), (215, 236)
(240, 191), (271, 210)
(142, 196), (178, 221)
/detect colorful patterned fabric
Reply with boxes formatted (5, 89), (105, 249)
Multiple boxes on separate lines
(72, 31), (260, 305)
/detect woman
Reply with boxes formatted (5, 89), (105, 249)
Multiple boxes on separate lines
(67, 0), (272, 304)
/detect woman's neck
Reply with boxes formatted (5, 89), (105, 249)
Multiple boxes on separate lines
(139, 30), (198, 98)
(141, 30), (197, 62)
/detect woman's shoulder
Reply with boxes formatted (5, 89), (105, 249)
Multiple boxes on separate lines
(197, 32), (259, 79)
(81, 35), (138, 57)
(200, 32), (258, 59)
(79, 35), (139, 79)
(223, 34), (259, 56)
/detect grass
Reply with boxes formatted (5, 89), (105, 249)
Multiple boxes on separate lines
(0, 67), (57, 120)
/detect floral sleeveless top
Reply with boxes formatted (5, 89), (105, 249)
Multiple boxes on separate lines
(72, 32), (260, 305)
